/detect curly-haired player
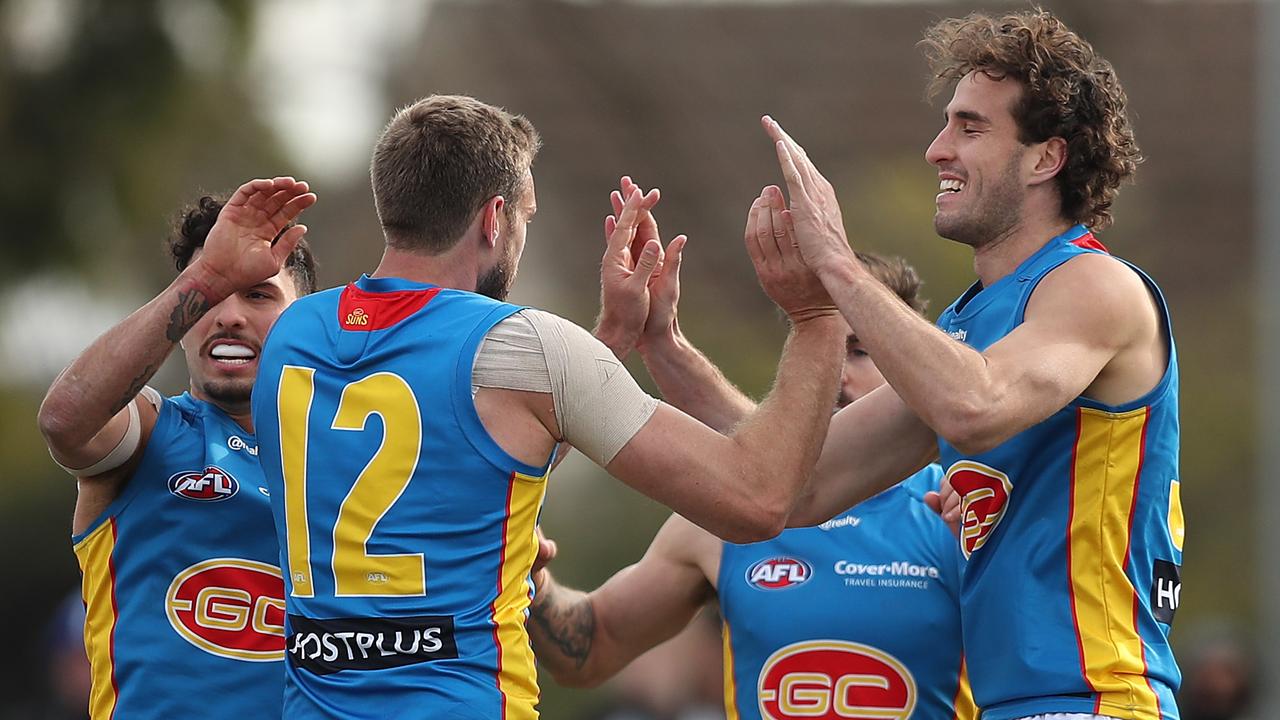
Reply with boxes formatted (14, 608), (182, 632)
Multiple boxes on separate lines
(38, 179), (317, 719)
(600, 9), (1183, 720)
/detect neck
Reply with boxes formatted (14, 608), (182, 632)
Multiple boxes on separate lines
(971, 210), (1075, 287)
(371, 245), (479, 292)
(190, 386), (254, 432)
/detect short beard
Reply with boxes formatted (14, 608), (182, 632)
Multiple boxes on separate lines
(200, 378), (254, 408)
(934, 156), (1024, 248)
(476, 251), (515, 301)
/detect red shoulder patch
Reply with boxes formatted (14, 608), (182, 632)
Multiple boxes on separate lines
(1071, 232), (1109, 253)
(338, 284), (440, 331)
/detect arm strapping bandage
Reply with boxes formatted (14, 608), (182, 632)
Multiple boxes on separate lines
(473, 309), (659, 466)
(52, 386), (162, 477)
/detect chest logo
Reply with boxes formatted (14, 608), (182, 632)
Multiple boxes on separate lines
(746, 557), (813, 590)
(947, 460), (1014, 559)
(757, 640), (916, 720)
(169, 466), (239, 502)
(165, 558), (286, 661)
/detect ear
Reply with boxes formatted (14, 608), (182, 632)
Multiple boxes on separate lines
(480, 195), (505, 249)
(1028, 136), (1067, 187)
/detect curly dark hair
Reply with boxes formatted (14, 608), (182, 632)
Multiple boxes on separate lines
(167, 195), (317, 295)
(919, 9), (1141, 230)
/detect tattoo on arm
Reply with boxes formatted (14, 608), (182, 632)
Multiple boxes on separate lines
(530, 594), (597, 669)
(111, 361), (160, 415)
(165, 287), (211, 343)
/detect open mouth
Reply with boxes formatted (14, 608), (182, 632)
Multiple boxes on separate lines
(209, 341), (258, 367)
(939, 178), (965, 194)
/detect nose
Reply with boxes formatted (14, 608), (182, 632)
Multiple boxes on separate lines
(210, 295), (248, 330)
(925, 126), (952, 167)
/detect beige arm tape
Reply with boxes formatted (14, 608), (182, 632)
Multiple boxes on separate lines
(472, 310), (659, 465)
(51, 386), (162, 477)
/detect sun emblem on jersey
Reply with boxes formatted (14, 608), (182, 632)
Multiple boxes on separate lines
(946, 460), (1014, 559)
(757, 640), (917, 719)
(168, 466), (239, 502)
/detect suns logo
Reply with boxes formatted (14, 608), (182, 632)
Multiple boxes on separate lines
(946, 460), (1014, 559)
(746, 557), (813, 590)
(345, 308), (370, 326)
(168, 466), (239, 502)
(165, 558), (286, 661)
(757, 640), (916, 720)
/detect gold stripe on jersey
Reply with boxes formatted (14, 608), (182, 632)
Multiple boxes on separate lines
(952, 656), (978, 720)
(721, 622), (740, 720)
(1168, 480), (1185, 552)
(493, 468), (548, 719)
(1068, 407), (1161, 720)
(75, 519), (119, 720)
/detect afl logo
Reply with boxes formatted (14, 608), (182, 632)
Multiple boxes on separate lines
(165, 558), (286, 661)
(345, 307), (370, 326)
(747, 557), (813, 590)
(947, 460), (1014, 559)
(758, 640), (916, 720)
(168, 466), (239, 502)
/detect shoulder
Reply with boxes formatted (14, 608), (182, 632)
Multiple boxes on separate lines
(1027, 251), (1159, 338)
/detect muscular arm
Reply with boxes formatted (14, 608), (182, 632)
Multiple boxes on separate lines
(37, 263), (230, 473)
(764, 118), (1164, 456)
(635, 327), (757, 432)
(528, 515), (718, 687)
(815, 252), (1160, 454)
(606, 313), (844, 542)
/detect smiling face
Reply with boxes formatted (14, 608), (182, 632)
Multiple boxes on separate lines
(181, 254), (299, 412)
(925, 71), (1035, 248)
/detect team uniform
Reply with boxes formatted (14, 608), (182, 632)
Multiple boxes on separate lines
(934, 225), (1182, 720)
(719, 465), (977, 720)
(253, 276), (556, 719)
(73, 392), (286, 719)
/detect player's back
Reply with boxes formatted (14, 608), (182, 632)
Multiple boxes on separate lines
(253, 275), (553, 720)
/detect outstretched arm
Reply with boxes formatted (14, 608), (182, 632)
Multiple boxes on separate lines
(528, 516), (718, 688)
(37, 177), (315, 475)
(592, 189), (843, 542)
(764, 117), (1163, 455)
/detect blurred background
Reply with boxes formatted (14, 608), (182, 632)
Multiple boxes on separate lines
(0, 0), (1263, 718)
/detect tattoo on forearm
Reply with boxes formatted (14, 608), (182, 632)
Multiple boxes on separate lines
(165, 287), (211, 343)
(111, 361), (160, 414)
(530, 595), (596, 669)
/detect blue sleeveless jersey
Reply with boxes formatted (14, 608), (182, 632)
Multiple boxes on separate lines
(72, 392), (286, 720)
(252, 275), (553, 720)
(718, 465), (977, 720)
(934, 226), (1182, 720)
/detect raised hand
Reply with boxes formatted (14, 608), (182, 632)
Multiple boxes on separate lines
(761, 116), (857, 276)
(608, 177), (687, 347)
(744, 185), (837, 323)
(596, 184), (686, 358)
(193, 176), (317, 299)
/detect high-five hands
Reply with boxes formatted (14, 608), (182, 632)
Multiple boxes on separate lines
(596, 177), (687, 358)
(194, 176), (317, 299)
(761, 116), (858, 278)
(744, 185), (838, 323)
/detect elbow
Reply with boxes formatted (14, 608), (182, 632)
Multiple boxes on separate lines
(37, 396), (80, 449)
(718, 497), (787, 544)
(545, 664), (607, 690)
(934, 398), (1005, 456)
